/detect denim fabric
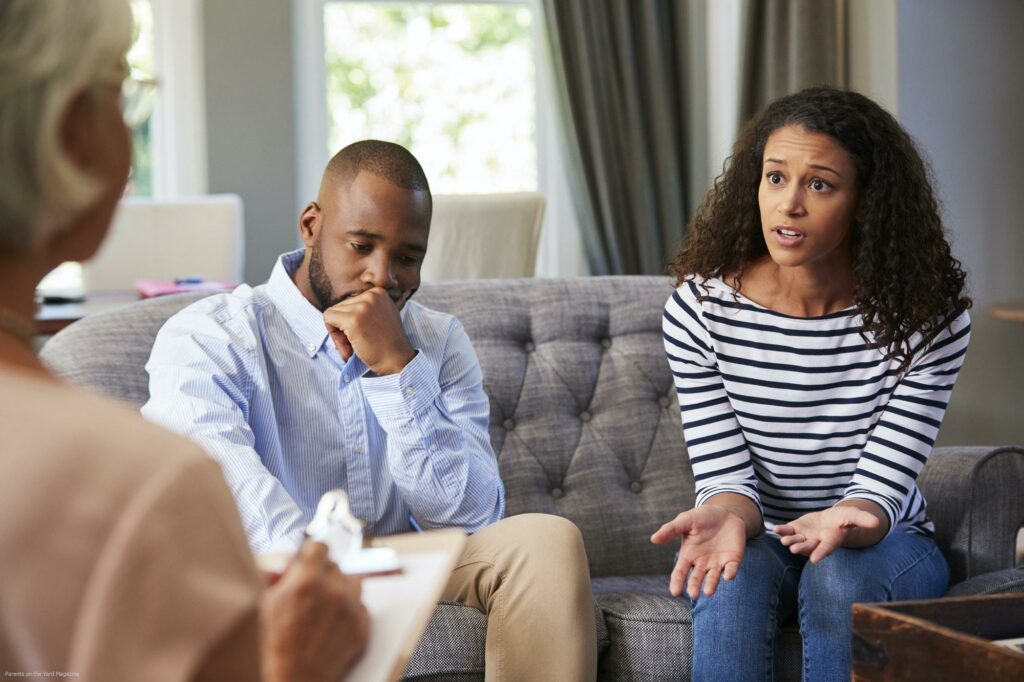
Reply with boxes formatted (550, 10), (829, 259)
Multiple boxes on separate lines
(689, 532), (949, 682)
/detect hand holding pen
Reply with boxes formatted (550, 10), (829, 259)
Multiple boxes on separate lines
(261, 540), (370, 682)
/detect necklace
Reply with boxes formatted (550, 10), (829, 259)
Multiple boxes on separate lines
(0, 306), (37, 351)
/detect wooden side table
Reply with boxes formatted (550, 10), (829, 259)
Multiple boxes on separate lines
(853, 593), (1024, 681)
(34, 291), (139, 336)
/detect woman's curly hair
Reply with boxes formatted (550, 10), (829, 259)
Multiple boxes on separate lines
(667, 86), (970, 369)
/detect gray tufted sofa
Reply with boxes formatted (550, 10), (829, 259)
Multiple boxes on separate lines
(41, 277), (1024, 681)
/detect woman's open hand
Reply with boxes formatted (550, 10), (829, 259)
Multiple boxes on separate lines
(651, 506), (748, 600)
(774, 504), (882, 563)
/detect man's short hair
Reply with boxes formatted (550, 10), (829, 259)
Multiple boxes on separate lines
(322, 140), (432, 200)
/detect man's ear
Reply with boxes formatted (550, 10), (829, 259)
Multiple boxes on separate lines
(299, 201), (321, 246)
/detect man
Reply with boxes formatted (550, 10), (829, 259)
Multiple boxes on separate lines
(142, 140), (597, 680)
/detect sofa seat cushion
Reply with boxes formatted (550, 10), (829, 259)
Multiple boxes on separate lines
(403, 599), (610, 681)
(593, 575), (691, 681)
(593, 575), (802, 681)
(946, 567), (1024, 597)
(404, 602), (486, 680)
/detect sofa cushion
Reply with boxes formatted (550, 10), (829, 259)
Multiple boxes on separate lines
(596, 588), (693, 681)
(945, 567), (1024, 597)
(415, 278), (696, 578)
(404, 599), (610, 681)
(404, 602), (486, 680)
(592, 574), (802, 681)
(41, 292), (211, 406)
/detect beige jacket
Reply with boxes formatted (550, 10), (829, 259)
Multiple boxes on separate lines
(0, 367), (263, 681)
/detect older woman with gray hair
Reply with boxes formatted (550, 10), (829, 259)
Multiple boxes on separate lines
(0, 2), (368, 680)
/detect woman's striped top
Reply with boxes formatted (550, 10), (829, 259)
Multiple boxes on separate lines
(662, 276), (971, 536)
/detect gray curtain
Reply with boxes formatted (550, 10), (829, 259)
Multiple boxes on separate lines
(542, 0), (707, 276)
(739, 0), (847, 121)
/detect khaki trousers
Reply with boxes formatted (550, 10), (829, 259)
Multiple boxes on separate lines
(440, 513), (597, 682)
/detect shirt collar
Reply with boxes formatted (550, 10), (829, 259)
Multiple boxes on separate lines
(266, 249), (330, 358)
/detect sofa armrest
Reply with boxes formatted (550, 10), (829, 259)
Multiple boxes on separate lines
(918, 446), (1024, 584)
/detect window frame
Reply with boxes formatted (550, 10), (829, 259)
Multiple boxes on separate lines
(146, 0), (209, 197)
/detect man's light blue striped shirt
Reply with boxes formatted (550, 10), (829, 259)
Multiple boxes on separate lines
(142, 249), (505, 553)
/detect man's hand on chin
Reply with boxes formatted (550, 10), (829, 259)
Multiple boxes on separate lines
(322, 287), (416, 375)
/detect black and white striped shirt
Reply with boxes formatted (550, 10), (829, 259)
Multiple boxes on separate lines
(663, 276), (971, 536)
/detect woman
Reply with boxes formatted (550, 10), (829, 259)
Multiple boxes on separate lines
(0, 2), (367, 680)
(651, 86), (971, 681)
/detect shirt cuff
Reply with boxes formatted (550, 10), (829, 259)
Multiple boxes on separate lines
(360, 349), (441, 424)
(841, 492), (898, 536)
(696, 486), (764, 520)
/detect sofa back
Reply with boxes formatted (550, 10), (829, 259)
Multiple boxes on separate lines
(416, 278), (693, 577)
(41, 277), (693, 577)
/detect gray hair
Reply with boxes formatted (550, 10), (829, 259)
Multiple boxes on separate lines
(0, 0), (132, 252)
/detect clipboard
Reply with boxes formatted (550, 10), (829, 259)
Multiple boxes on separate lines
(255, 491), (466, 681)
(352, 529), (466, 682)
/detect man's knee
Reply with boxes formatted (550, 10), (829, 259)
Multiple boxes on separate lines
(496, 513), (589, 574)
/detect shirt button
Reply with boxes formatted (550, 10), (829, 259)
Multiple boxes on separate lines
(430, 443), (439, 453)
(307, 342), (317, 353)
(600, 338), (612, 349)
(630, 481), (643, 494)
(579, 410), (591, 422)
(353, 444), (363, 454)
(404, 387), (415, 397)
(659, 396), (670, 408)
(503, 418), (516, 431)
(551, 487), (564, 499)
(524, 341), (536, 353)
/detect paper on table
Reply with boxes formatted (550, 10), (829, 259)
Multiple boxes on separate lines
(992, 636), (1024, 653)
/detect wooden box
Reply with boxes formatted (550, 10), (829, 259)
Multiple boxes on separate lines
(852, 593), (1024, 681)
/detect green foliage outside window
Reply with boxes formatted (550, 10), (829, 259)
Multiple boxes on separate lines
(325, 3), (536, 193)
(127, 0), (154, 196)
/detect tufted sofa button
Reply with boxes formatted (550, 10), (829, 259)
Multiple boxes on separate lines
(659, 396), (670, 408)
(579, 410), (591, 422)
(630, 481), (643, 494)
(600, 338), (612, 349)
(551, 487), (564, 499)
(503, 418), (516, 431)
(524, 341), (536, 353)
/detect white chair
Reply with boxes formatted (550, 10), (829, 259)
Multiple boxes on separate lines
(81, 194), (245, 292)
(419, 192), (545, 281)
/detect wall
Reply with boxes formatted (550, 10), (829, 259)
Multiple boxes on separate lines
(898, 0), (1024, 446)
(203, 0), (299, 284)
(846, 0), (898, 116)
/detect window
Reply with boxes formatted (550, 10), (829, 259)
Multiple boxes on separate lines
(38, 0), (208, 297)
(37, 0), (159, 297)
(127, 0), (157, 196)
(294, 0), (586, 276)
(323, 2), (536, 194)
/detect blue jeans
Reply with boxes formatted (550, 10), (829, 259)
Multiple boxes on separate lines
(688, 532), (949, 682)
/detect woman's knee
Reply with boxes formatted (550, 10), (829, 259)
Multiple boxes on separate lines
(691, 535), (794, 613)
(799, 547), (887, 608)
(799, 534), (948, 607)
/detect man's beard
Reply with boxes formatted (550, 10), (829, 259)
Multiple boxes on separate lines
(308, 239), (348, 310)
(307, 237), (418, 310)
